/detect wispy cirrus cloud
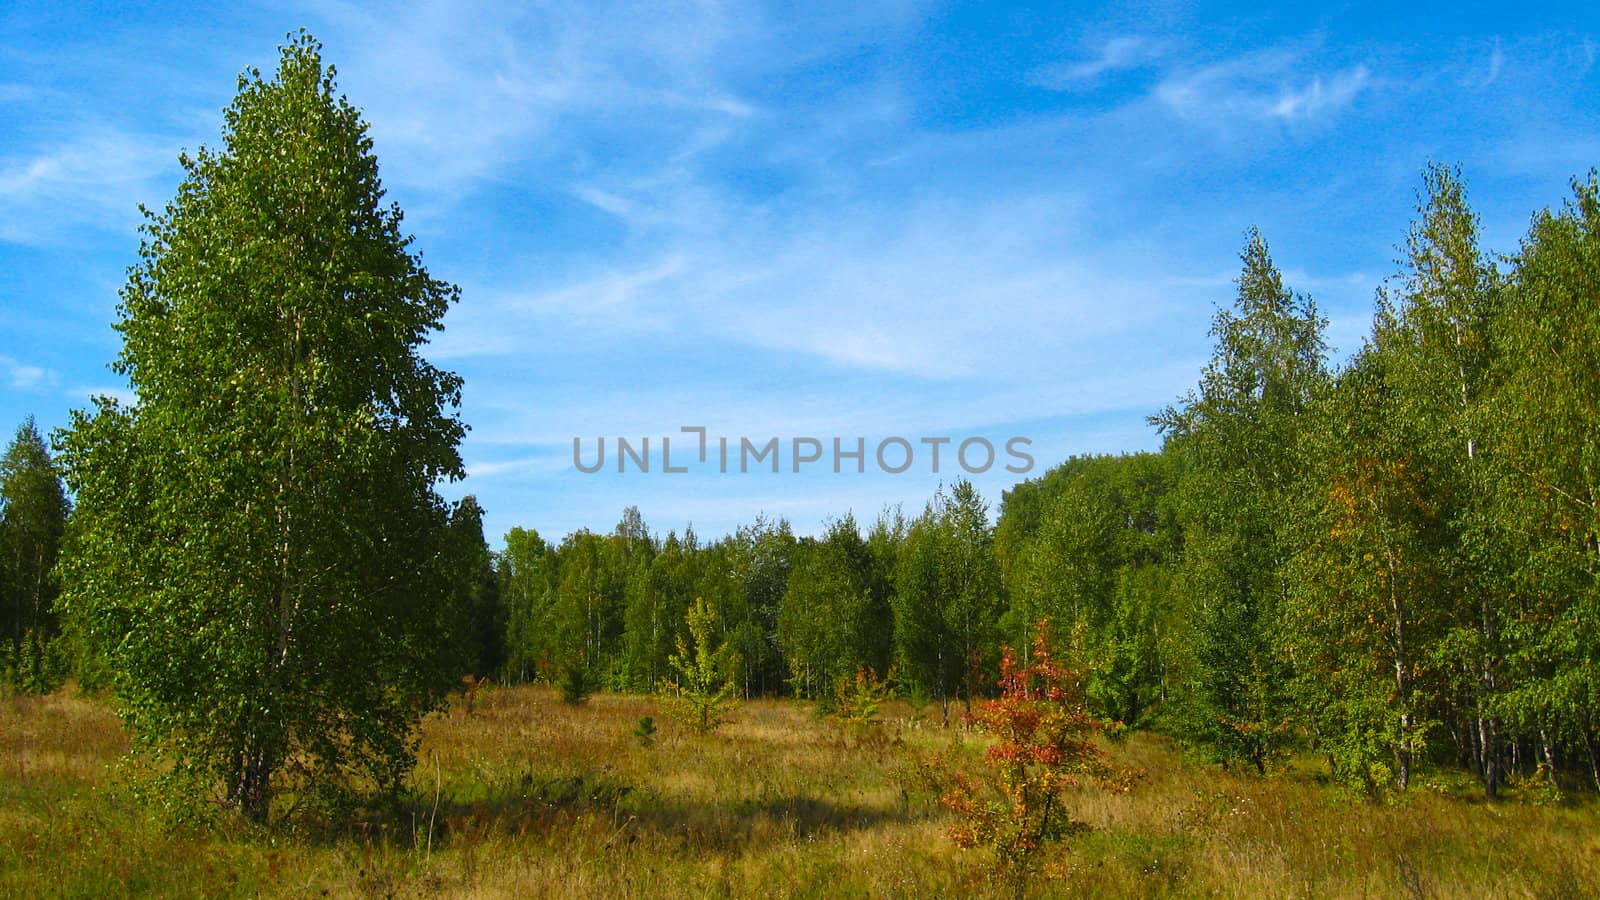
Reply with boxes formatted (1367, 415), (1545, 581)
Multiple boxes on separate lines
(434, 187), (1209, 384)
(1267, 66), (1371, 120)
(313, 0), (769, 200)
(0, 354), (56, 391)
(0, 128), (177, 244)
(1156, 46), (1372, 129)
(464, 454), (571, 480)
(1028, 36), (1164, 89)
(1478, 39), (1505, 89)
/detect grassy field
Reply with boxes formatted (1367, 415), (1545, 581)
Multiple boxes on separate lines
(2, 684), (1597, 898)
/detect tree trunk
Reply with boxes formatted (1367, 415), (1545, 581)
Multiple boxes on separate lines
(1397, 710), (1413, 791)
(231, 736), (275, 824)
(1479, 713), (1499, 801)
(1479, 586), (1500, 800)
(1584, 727), (1600, 793)
(1390, 560), (1411, 791)
(1539, 728), (1558, 786)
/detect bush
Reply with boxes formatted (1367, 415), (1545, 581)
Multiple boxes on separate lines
(834, 666), (894, 724)
(927, 620), (1138, 889)
(559, 660), (594, 706)
(633, 716), (657, 748)
(660, 597), (739, 735)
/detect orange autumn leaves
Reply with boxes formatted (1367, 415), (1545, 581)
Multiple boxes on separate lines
(926, 621), (1139, 883)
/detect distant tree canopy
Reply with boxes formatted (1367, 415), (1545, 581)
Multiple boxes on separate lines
(54, 33), (473, 823)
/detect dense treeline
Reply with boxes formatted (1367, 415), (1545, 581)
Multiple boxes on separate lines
(478, 164), (1600, 800)
(7, 164), (1598, 804)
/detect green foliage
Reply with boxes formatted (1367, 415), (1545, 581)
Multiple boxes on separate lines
(448, 496), (505, 680)
(498, 526), (554, 684)
(833, 666), (894, 724)
(0, 416), (70, 684)
(621, 524), (700, 693)
(1485, 172), (1600, 798)
(724, 514), (795, 698)
(662, 596), (739, 735)
(2, 628), (66, 696)
(53, 32), (468, 824)
(778, 515), (880, 700)
(997, 454), (1182, 729)
(891, 481), (1001, 726)
(633, 715), (657, 748)
(499, 510), (793, 702)
(559, 659), (594, 706)
(1368, 163), (1506, 797)
(549, 528), (627, 687)
(1286, 348), (1449, 795)
(1152, 227), (1327, 772)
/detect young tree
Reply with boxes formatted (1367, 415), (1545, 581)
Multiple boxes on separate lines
(727, 514), (794, 697)
(662, 596), (740, 734)
(499, 526), (554, 684)
(1003, 454), (1182, 728)
(1, 418), (70, 645)
(55, 33), (468, 823)
(945, 481), (1004, 711)
(550, 529), (624, 686)
(1153, 228), (1328, 772)
(1008, 463), (1118, 641)
(928, 621), (1135, 890)
(1373, 164), (1504, 797)
(893, 507), (958, 720)
(448, 496), (504, 679)
(1288, 351), (1450, 794)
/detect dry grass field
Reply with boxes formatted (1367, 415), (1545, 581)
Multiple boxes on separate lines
(3, 683), (1597, 898)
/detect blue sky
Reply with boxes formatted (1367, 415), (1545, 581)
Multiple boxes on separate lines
(2, 2), (1597, 546)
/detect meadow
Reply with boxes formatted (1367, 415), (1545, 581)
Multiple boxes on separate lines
(2, 684), (1596, 898)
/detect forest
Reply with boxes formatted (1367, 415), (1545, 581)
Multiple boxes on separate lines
(421, 162), (1600, 804)
(3, 33), (1600, 897)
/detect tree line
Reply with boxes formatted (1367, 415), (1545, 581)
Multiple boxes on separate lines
(473, 164), (1600, 800)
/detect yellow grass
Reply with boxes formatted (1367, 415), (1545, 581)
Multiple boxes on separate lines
(1, 684), (1596, 897)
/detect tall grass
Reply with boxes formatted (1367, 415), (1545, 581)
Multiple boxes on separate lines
(2, 684), (1595, 897)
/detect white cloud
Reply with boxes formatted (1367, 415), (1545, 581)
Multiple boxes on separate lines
(1266, 66), (1371, 120)
(1029, 36), (1162, 89)
(1481, 40), (1505, 88)
(0, 129), (177, 244)
(465, 454), (569, 479)
(435, 188), (1206, 386)
(313, 0), (766, 199)
(429, 254), (689, 359)
(1156, 47), (1371, 129)
(0, 355), (56, 391)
